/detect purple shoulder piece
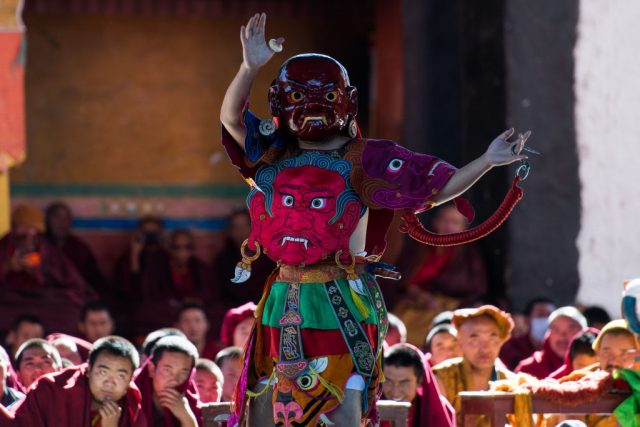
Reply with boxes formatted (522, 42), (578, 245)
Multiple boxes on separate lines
(346, 139), (457, 212)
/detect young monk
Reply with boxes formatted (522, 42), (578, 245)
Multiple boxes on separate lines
(193, 359), (223, 403)
(14, 339), (62, 390)
(134, 336), (201, 427)
(13, 335), (146, 426)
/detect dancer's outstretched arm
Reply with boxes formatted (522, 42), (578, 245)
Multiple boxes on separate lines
(433, 129), (531, 204)
(220, 13), (284, 148)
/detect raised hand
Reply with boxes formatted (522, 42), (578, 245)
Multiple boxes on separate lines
(157, 389), (197, 426)
(98, 401), (122, 427)
(240, 13), (284, 72)
(484, 128), (531, 167)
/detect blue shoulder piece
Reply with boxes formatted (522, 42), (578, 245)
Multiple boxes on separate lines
(243, 110), (288, 163)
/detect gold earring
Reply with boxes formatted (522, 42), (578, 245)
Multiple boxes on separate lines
(230, 239), (262, 284)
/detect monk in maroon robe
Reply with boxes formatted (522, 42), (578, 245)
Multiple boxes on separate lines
(0, 205), (96, 334)
(133, 336), (201, 427)
(44, 202), (106, 296)
(516, 306), (587, 378)
(115, 221), (215, 338)
(381, 344), (455, 427)
(13, 336), (145, 427)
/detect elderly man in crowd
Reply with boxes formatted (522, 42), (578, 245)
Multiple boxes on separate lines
(433, 305), (515, 427)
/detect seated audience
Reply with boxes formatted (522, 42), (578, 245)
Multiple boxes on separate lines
(582, 305), (611, 331)
(516, 306), (587, 379)
(116, 220), (214, 337)
(549, 329), (599, 379)
(0, 346), (24, 409)
(213, 209), (275, 309)
(433, 305), (515, 427)
(78, 301), (116, 343)
(215, 347), (243, 403)
(384, 313), (407, 347)
(176, 303), (219, 360)
(46, 333), (92, 366)
(134, 336), (201, 427)
(14, 335), (145, 426)
(4, 315), (44, 364)
(220, 302), (256, 348)
(392, 204), (488, 345)
(0, 205), (95, 334)
(45, 201), (106, 295)
(382, 343), (454, 427)
(194, 359), (223, 403)
(500, 297), (556, 370)
(14, 338), (62, 390)
(425, 323), (459, 366)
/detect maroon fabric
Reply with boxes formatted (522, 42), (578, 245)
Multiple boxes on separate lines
(45, 333), (93, 362)
(0, 405), (14, 427)
(133, 358), (202, 427)
(515, 335), (564, 379)
(0, 234), (96, 335)
(549, 327), (601, 379)
(13, 364), (146, 427)
(47, 234), (105, 295)
(200, 342), (221, 362)
(219, 302), (257, 348)
(499, 333), (537, 371)
(115, 249), (217, 336)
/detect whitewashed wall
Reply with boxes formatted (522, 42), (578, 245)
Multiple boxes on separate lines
(575, 1), (640, 317)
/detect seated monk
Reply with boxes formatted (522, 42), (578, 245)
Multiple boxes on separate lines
(214, 347), (242, 403)
(14, 339), (62, 390)
(140, 328), (187, 366)
(393, 205), (489, 345)
(0, 346), (24, 409)
(78, 301), (116, 343)
(134, 336), (201, 427)
(219, 302), (256, 349)
(44, 202), (106, 296)
(46, 333), (93, 366)
(13, 335), (146, 426)
(426, 323), (460, 366)
(0, 205), (96, 334)
(549, 328), (599, 379)
(516, 306), (587, 379)
(175, 303), (220, 361)
(500, 297), (556, 370)
(4, 315), (44, 366)
(433, 305), (515, 427)
(381, 343), (454, 427)
(193, 359), (223, 403)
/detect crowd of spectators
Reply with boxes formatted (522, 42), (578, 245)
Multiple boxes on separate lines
(0, 202), (628, 426)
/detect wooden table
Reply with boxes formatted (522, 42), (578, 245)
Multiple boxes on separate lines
(460, 391), (629, 427)
(202, 400), (411, 426)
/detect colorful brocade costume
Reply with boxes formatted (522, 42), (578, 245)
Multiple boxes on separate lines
(222, 107), (458, 426)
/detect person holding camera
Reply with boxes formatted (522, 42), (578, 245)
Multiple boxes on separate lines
(115, 217), (215, 339)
